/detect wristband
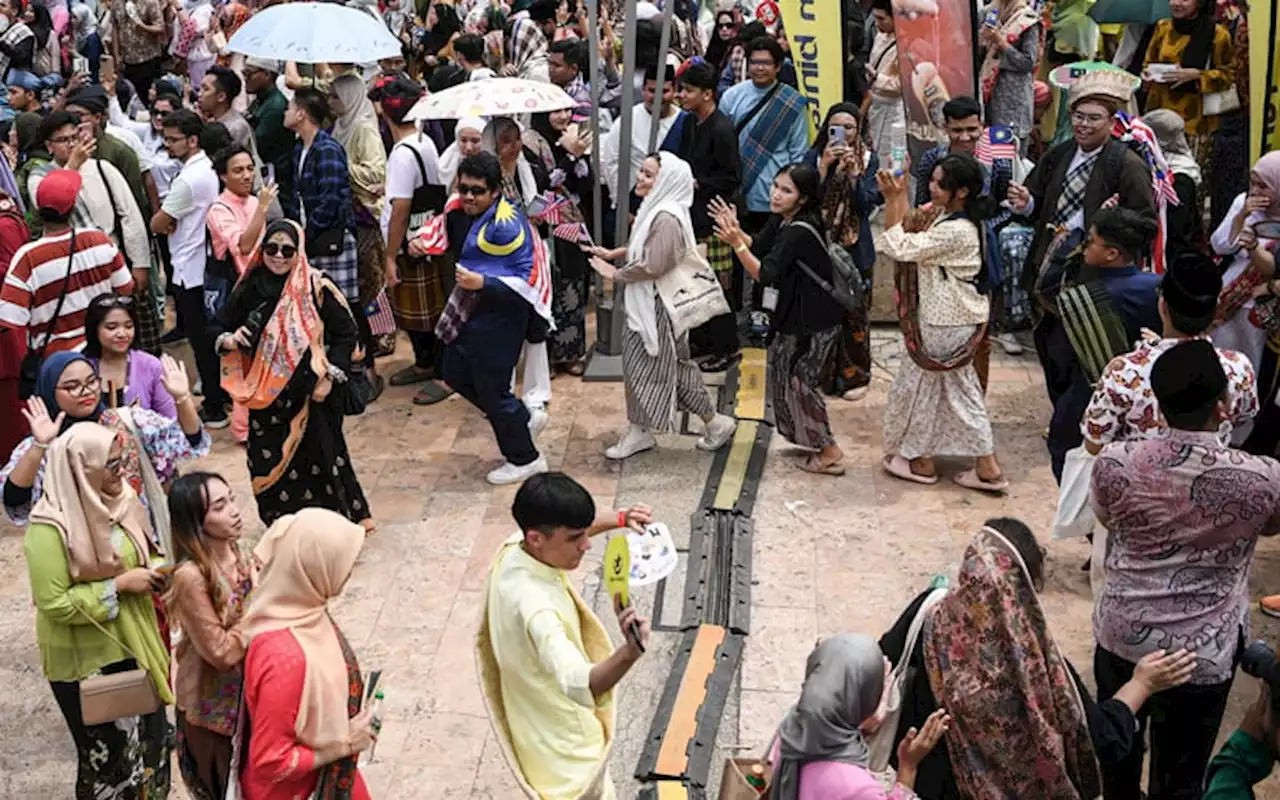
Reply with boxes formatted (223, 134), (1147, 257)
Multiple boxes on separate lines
(32, 440), (49, 450)
(618, 510), (627, 529)
(734, 243), (748, 254)
(174, 394), (194, 406)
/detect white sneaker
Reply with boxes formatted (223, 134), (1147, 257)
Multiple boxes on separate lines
(995, 332), (1024, 355)
(604, 425), (657, 460)
(696, 414), (737, 451)
(842, 386), (869, 402)
(527, 408), (549, 438)
(486, 455), (549, 486)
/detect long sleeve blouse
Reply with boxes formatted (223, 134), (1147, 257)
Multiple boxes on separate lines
(750, 215), (845, 336)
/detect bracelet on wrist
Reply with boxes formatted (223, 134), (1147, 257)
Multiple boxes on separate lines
(32, 440), (50, 450)
(617, 510), (627, 529)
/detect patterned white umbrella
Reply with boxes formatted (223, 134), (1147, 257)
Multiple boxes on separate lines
(226, 2), (402, 64)
(405, 78), (578, 121)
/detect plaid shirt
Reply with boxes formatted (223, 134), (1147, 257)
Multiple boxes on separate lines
(294, 130), (354, 243)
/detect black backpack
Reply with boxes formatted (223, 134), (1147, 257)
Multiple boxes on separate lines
(789, 220), (865, 312)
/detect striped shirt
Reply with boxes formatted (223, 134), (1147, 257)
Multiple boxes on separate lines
(0, 228), (133, 353)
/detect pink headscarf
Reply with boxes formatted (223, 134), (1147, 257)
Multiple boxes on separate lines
(1253, 151), (1280, 219)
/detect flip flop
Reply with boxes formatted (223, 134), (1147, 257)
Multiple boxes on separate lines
(800, 457), (846, 476)
(565, 361), (587, 377)
(412, 381), (455, 405)
(954, 469), (1010, 494)
(882, 454), (938, 485)
(390, 365), (436, 387)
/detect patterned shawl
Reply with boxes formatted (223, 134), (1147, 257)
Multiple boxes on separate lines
(220, 221), (331, 412)
(923, 527), (1102, 799)
(508, 18), (548, 79)
(740, 83), (808, 191)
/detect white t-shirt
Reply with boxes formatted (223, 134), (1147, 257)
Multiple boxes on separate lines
(380, 135), (441, 246)
(163, 151), (220, 288)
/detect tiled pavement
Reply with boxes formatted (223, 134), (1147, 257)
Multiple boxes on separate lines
(4, 328), (1280, 797)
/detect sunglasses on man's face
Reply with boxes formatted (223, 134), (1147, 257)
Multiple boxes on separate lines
(263, 243), (297, 258)
(457, 184), (490, 197)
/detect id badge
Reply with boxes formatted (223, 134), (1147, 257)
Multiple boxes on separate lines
(762, 286), (779, 311)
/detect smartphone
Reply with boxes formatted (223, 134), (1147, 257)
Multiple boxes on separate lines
(260, 162), (275, 185)
(828, 126), (846, 145)
(526, 195), (549, 216)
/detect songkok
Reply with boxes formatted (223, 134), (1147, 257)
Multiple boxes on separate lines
(65, 85), (109, 114)
(1160, 253), (1222, 330)
(1151, 339), (1227, 419)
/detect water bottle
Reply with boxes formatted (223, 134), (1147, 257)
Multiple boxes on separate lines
(363, 690), (385, 765)
(889, 120), (907, 177)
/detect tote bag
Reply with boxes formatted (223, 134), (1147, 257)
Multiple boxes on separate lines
(1052, 446), (1097, 541)
(655, 246), (730, 340)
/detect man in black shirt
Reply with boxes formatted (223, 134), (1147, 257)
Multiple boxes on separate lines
(677, 60), (742, 370)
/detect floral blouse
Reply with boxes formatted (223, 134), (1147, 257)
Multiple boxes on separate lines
(1, 408), (211, 524)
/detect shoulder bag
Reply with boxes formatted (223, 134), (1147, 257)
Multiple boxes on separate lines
(393, 141), (447, 254)
(18, 228), (77, 398)
(788, 220), (864, 312)
(654, 245), (731, 339)
(1201, 50), (1240, 116)
(75, 601), (162, 726)
(866, 586), (949, 774)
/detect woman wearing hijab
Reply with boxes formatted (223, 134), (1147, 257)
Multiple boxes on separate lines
(978, 0), (1041, 154)
(703, 9), (738, 76)
(1210, 151), (1280, 451)
(239, 508), (376, 800)
(1140, 0), (1234, 159)
(24, 423), (173, 799)
(0, 1), (37, 80)
(526, 108), (594, 374)
(770, 634), (949, 799)
(2, 351), (209, 525)
(1143, 109), (1204, 265)
(878, 519), (1196, 799)
(804, 103), (881, 403)
(25, 3), (55, 76)
(421, 2), (461, 77)
(505, 16), (549, 82)
(585, 152), (737, 460)
(438, 114), (487, 190)
(329, 73), (389, 397)
(213, 220), (374, 533)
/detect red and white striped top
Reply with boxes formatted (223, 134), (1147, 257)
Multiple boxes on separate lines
(0, 228), (133, 354)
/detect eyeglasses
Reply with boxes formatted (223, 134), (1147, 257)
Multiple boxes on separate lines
(104, 455), (125, 475)
(263, 242), (297, 258)
(163, 134), (189, 145)
(48, 134), (78, 145)
(457, 184), (491, 197)
(151, 108), (170, 119)
(748, 59), (775, 68)
(56, 375), (102, 396)
(1071, 111), (1111, 125)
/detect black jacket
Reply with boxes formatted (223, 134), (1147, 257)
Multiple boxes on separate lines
(678, 108), (742, 239)
(752, 215), (845, 337)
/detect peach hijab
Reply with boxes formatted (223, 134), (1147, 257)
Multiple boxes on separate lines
(241, 508), (365, 751)
(29, 423), (153, 581)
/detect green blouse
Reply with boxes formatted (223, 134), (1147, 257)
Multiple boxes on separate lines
(23, 523), (173, 703)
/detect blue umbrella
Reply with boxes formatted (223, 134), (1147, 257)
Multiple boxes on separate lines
(1089, 0), (1170, 25)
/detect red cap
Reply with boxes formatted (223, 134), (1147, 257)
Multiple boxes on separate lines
(36, 169), (82, 216)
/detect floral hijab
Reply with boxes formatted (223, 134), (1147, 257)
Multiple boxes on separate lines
(220, 220), (330, 412)
(923, 527), (1101, 799)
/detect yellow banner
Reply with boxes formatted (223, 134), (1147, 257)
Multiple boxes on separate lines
(1250, 0), (1278, 161)
(777, 0), (843, 137)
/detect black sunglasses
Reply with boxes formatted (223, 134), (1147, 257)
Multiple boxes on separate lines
(263, 243), (297, 258)
(457, 184), (491, 197)
(717, 21), (735, 28)
(151, 108), (170, 119)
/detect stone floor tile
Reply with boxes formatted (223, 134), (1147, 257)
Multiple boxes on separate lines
(398, 711), (491, 769)
(740, 605), (816, 692)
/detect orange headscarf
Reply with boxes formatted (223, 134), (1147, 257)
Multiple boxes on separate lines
(220, 220), (330, 412)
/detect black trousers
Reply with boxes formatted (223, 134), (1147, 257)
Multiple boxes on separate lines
(407, 329), (443, 371)
(175, 285), (229, 413)
(1094, 645), (1233, 800)
(122, 57), (164, 106)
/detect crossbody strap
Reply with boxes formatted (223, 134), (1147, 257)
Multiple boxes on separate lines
(734, 82), (783, 136)
(787, 220), (837, 293)
(73, 592), (144, 663)
(891, 586), (948, 683)
(33, 226), (78, 355)
(95, 159), (132, 269)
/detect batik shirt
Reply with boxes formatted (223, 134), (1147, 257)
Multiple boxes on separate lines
(1082, 336), (1258, 447)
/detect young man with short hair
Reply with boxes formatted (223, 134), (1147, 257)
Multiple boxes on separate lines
(479, 471), (652, 797)
(548, 39), (595, 123)
(677, 59), (741, 370)
(912, 96), (984, 206)
(6, 70), (41, 114)
(600, 63), (686, 208)
(439, 153), (552, 484)
(151, 108), (225, 427)
(243, 57), (296, 219)
(0, 169), (134, 354)
(199, 65), (257, 158)
(454, 33), (493, 80)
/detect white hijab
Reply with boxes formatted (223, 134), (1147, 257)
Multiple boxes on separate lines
(483, 116), (538, 208)
(625, 153), (698, 356)
(438, 115), (486, 189)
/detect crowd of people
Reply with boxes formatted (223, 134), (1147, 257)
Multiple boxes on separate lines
(0, 0), (1278, 795)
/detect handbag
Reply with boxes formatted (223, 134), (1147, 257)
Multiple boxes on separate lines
(307, 227), (347, 259)
(1053, 446), (1097, 540)
(1201, 52), (1241, 116)
(18, 229), (78, 398)
(75, 604), (162, 726)
(654, 245), (731, 339)
(866, 586), (949, 774)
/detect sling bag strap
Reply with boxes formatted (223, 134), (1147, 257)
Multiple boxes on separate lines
(31, 226), (78, 354)
(734, 81), (783, 136)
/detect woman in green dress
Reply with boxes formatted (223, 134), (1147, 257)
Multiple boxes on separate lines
(24, 423), (173, 799)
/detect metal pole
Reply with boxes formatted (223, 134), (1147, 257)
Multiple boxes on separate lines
(645, 10), (675, 153)
(586, 0), (603, 245)
(583, 0), (637, 380)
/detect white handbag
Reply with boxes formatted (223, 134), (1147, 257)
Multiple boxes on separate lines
(1202, 85), (1241, 116)
(866, 587), (949, 774)
(655, 246), (731, 339)
(1052, 446), (1098, 540)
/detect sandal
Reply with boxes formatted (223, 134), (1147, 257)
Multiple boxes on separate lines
(953, 468), (1010, 494)
(360, 518), (377, 536)
(412, 380), (456, 405)
(390, 365), (435, 387)
(881, 454), (938, 485)
(800, 456), (846, 476)
(565, 360), (587, 377)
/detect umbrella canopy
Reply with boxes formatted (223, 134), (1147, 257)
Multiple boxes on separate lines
(406, 78), (577, 121)
(1089, 0), (1170, 25)
(1048, 60), (1142, 91)
(226, 2), (402, 64)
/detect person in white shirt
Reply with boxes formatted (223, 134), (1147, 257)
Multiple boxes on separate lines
(599, 63), (686, 208)
(148, 109), (225, 428)
(105, 75), (183, 200)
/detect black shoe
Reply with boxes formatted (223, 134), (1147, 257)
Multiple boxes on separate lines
(160, 328), (187, 345)
(199, 406), (230, 429)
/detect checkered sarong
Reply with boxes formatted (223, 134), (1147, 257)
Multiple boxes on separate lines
(1052, 154), (1099, 227)
(701, 235), (734, 274)
(133, 292), (163, 355)
(309, 229), (360, 302)
(390, 252), (454, 332)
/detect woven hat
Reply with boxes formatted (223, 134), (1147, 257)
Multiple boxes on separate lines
(1068, 67), (1138, 109)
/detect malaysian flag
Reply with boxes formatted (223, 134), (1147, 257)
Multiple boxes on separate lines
(975, 125), (1018, 167)
(460, 197), (553, 323)
(533, 191), (572, 225)
(552, 221), (592, 244)
(411, 194), (463, 256)
(1112, 111), (1178, 274)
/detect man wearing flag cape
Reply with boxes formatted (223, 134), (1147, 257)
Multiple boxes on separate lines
(434, 152), (555, 485)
